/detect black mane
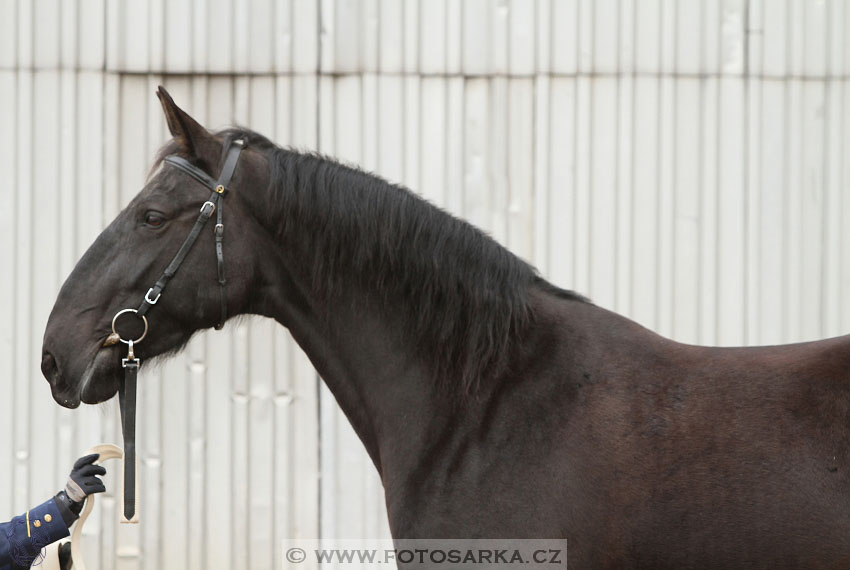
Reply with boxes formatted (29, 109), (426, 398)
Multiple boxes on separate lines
(158, 127), (586, 391)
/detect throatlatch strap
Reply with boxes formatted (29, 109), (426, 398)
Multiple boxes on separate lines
(118, 362), (138, 521)
(215, 199), (226, 329)
(210, 140), (243, 328)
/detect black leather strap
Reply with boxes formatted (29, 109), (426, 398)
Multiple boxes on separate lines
(215, 198), (226, 329)
(118, 359), (138, 521)
(211, 139), (241, 329)
(163, 156), (219, 190)
(164, 139), (242, 194)
(216, 140), (243, 190)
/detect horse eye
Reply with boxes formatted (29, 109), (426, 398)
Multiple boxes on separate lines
(144, 212), (166, 228)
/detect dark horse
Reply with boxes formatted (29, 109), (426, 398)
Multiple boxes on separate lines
(41, 88), (850, 569)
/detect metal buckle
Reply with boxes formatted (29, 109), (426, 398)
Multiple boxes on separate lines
(122, 340), (140, 368)
(214, 223), (224, 236)
(144, 288), (161, 304)
(201, 201), (216, 215)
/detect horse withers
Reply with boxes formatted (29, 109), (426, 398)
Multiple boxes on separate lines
(41, 87), (850, 569)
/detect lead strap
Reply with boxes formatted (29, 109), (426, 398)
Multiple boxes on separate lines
(119, 345), (139, 522)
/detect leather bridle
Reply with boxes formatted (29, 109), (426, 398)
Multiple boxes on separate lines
(109, 139), (244, 521)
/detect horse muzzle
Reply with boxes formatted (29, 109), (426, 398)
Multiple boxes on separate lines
(42, 351), (82, 409)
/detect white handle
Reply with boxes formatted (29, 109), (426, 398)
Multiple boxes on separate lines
(70, 444), (137, 570)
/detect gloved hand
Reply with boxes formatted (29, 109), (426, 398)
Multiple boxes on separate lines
(53, 454), (107, 529)
(64, 454), (107, 503)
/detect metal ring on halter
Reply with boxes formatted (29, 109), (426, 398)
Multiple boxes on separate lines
(111, 308), (149, 344)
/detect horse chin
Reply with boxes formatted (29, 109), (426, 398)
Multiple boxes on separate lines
(79, 347), (122, 405)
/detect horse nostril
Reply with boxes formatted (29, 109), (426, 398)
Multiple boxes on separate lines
(41, 352), (60, 384)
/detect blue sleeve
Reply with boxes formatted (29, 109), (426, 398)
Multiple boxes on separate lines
(0, 498), (69, 570)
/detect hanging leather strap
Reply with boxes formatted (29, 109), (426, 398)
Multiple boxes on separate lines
(118, 358), (138, 521)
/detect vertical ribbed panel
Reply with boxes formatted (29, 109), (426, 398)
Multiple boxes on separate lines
(1, 1), (849, 569)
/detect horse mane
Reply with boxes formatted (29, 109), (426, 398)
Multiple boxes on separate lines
(155, 128), (587, 392)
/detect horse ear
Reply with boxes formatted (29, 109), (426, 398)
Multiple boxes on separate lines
(156, 86), (220, 162)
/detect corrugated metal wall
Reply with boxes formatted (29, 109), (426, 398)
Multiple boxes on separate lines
(1, 1), (849, 569)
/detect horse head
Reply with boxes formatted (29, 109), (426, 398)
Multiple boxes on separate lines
(41, 87), (269, 408)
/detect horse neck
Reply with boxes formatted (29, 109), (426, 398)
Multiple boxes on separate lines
(241, 150), (539, 479)
(253, 238), (446, 477)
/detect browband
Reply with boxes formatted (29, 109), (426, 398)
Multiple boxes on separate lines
(164, 140), (243, 194)
(163, 156), (219, 190)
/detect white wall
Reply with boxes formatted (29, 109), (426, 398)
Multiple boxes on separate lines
(1, 1), (849, 569)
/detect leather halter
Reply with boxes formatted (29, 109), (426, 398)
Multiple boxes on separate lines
(110, 139), (244, 521)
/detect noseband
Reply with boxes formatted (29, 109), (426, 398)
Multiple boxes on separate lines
(110, 139), (244, 521)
